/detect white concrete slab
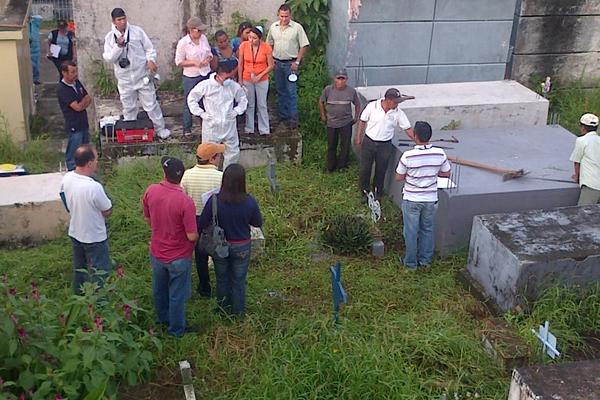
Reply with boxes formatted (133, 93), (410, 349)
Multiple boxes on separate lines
(356, 80), (549, 130)
(0, 173), (69, 243)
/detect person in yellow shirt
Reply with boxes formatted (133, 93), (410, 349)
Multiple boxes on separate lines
(181, 143), (225, 297)
(570, 113), (600, 205)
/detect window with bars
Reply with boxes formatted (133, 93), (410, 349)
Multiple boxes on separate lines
(31, 0), (73, 22)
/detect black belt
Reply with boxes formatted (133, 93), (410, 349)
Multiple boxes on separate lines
(273, 57), (297, 62)
(365, 135), (392, 143)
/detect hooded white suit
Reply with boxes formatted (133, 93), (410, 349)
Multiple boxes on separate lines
(187, 74), (248, 168)
(103, 23), (170, 139)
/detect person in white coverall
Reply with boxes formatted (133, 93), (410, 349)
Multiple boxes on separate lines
(187, 62), (248, 168)
(102, 7), (170, 139)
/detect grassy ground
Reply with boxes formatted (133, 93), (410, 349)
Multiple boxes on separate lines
(1, 150), (512, 399)
(2, 76), (600, 398)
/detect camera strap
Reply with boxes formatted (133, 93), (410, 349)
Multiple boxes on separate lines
(114, 29), (130, 57)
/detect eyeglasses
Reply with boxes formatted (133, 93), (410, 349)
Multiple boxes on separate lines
(335, 76), (347, 80)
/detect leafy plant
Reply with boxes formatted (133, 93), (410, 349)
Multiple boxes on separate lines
(90, 59), (118, 97)
(286, 0), (329, 54)
(0, 270), (161, 399)
(0, 115), (62, 173)
(158, 67), (183, 93)
(228, 11), (268, 39)
(321, 214), (373, 255)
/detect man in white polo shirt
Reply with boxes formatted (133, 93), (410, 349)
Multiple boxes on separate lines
(395, 121), (451, 269)
(570, 112), (600, 205)
(355, 88), (415, 202)
(60, 144), (113, 293)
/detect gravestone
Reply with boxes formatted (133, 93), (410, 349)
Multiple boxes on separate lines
(508, 359), (600, 400)
(466, 205), (600, 312)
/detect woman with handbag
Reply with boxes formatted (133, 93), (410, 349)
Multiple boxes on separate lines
(198, 163), (263, 317)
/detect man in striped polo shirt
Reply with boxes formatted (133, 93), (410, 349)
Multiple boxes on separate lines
(181, 143), (225, 297)
(395, 121), (451, 269)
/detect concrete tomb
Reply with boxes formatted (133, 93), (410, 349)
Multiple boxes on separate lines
(386, 124), (580, 255)
(466, 205), (600, 312)
(0, 173), (69, 244)
(508, 359), (600, 400)
(355, 80), (548, 131)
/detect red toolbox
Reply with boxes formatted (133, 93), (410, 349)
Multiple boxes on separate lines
(114, 119), (155, 143)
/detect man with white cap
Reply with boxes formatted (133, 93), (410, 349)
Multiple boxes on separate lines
(187, 62), (248, 168)
(355, 88), (415, 203)
(103, 8), (171, 139)
(569, 112), (600, 205)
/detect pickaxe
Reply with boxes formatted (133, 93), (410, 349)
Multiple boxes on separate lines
(448, 156), (577, 184)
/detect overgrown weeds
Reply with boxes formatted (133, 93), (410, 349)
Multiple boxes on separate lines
(0, 115), (62, 173)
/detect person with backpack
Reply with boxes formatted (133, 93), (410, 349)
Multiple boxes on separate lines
(46, 19), (76, 79)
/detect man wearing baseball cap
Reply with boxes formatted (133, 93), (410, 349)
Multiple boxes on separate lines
(319, 68), (361, 172)
(355, 88), (415, 202)
(569, 113), (600, 205)
(143, 156), (199, 336)
(181, 143), (225, 297)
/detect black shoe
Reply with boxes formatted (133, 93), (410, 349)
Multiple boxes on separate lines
(197, 289), (211, 298)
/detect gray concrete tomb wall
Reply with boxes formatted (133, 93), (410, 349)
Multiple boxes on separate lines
(467, 205), (600, 312)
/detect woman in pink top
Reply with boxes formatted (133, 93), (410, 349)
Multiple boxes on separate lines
(175, 17), (213, 136)
(238, 27), (274, 136)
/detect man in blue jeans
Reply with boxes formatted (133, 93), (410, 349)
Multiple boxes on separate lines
(143, 156), (199, 337)
(395, 121), (451, 269)
(266, 3), (310, 128)
(60, 145), (113, 293)
(57, 61), (92, 170)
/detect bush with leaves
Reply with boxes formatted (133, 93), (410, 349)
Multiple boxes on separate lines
(286, 0), (329, 54)
(322, 214), (373, 255)
(0, 268), (161, 399)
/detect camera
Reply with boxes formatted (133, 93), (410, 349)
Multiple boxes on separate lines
(118, 56), (130, 68)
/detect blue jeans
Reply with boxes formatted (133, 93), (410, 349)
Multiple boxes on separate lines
(274, 60), (298, 121)
(65, 129), (89, 171)
(183, 74), (208, 133)
(151, 255), (192, 337)
(70, 237), (111, 294)
(401, 200), (437, 269)
(213, 241), (252, 317)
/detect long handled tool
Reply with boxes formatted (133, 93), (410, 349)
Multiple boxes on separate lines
(448, 156), (526, 181)
(398, 143), (454, 150)
(448, 156), (577, 184)
(398, 135), (459, 144)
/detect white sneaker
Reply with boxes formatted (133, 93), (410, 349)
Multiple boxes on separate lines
(156, 128), (171, 139)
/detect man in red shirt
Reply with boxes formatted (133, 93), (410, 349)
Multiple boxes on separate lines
(142, 156), (199, 337)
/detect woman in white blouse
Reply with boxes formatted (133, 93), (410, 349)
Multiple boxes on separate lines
(175, 17), (213, 137)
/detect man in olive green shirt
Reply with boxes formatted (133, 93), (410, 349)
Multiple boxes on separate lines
(266, 3), (310, 128)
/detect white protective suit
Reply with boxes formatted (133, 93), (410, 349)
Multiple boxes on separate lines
(187, 74), (248, 168)
(102, 23), (170, 139)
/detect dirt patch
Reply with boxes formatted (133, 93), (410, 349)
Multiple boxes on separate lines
(118, 368), (182, 400)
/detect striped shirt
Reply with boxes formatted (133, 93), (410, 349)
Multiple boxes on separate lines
(180, 165), (223, 215)
(396, 145), (451, 202)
